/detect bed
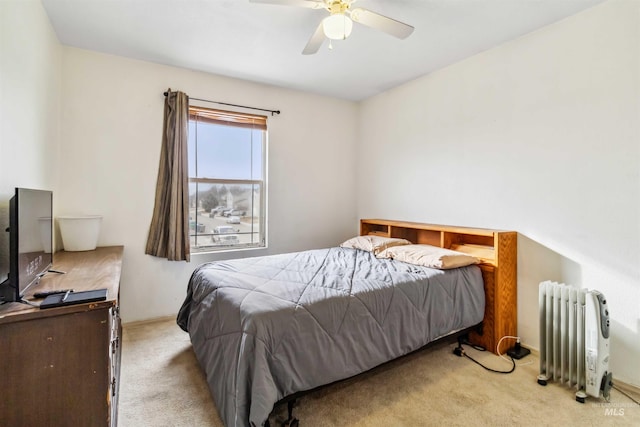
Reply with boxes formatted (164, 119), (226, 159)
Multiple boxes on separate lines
(177, 219), (517, 426)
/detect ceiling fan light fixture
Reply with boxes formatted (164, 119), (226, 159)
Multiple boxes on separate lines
(322, 14), (353, 40)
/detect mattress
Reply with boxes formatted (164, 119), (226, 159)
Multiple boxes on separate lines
(177, 247), (485, 426)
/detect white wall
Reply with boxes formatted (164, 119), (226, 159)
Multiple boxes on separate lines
(357, 0), (639, 386)
(0, 0), (61, 280)
(58, 48), (358, 323)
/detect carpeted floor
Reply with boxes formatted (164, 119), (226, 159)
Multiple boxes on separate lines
(118, 318), (640, 426)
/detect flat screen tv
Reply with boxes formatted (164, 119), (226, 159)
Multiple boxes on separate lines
(0, 188), (53, 302)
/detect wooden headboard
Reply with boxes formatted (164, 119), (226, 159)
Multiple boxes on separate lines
(360, 219), (517, 355)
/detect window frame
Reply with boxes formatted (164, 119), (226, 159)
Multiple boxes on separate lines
(188, 106), (268, 254)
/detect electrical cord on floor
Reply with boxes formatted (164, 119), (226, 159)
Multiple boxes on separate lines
(455, 340), (639, 402)
(453, 337), (516, 374)
(459, 337), (486, 352)
(496, 335), (534, 367)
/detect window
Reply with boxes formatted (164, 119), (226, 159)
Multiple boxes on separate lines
(188, 106), (267, 252)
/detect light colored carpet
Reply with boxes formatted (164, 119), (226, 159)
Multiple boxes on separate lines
(119, 318), (640, 426)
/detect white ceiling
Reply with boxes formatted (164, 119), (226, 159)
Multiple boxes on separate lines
(41, 0), (604, 101)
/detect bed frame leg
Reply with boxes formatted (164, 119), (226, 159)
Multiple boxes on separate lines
(282, 399), (299, 427)
(474, 322), (483, 336)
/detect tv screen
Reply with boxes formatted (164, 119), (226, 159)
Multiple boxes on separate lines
(0, 188), (53, 302)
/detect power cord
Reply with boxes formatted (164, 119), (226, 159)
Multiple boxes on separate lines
(453, 336), (516, 374)
(497, 335), (533, 366)
(460, 338), (486, 352)
(460, 337), (638, 404)
(19, 299), (39, 307)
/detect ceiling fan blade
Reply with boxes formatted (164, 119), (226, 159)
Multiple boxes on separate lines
(249, 0), (325, 9)
(350, 8), (414, 39)
(302, 22), (325, 55)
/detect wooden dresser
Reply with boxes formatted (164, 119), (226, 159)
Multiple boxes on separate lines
(0, 246), (123, 427)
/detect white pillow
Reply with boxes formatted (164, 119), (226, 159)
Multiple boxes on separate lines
(340, 235), (412, 255)
(377, 244), (479, 270)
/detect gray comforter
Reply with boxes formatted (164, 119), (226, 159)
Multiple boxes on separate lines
(177, 247), (484, 426)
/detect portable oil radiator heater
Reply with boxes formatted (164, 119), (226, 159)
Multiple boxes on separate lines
(537, 281), (613, 402)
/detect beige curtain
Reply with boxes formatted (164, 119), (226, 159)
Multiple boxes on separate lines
(145, 89), (190, 261)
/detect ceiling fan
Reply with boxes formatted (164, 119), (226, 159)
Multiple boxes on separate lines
(250, 0), (414, 55)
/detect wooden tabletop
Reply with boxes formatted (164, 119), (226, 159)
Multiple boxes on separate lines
(0, 246), (123, 324)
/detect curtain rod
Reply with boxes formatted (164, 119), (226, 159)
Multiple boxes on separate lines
(163, 91), (280, 116)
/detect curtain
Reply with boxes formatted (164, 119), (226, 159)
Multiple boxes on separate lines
(145, 89), (190, 261)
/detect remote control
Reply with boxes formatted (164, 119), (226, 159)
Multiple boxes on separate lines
(32, 289), (73, 299)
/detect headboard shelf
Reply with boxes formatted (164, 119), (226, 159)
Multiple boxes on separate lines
(360, 222), (391, 236)
(360, 219), (517, 354)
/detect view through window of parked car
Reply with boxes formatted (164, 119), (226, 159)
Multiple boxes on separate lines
(188, 106), (267, 252)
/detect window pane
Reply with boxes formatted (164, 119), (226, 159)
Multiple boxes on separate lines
(189, 182), (263, 251)
(189, 120), (263, 180)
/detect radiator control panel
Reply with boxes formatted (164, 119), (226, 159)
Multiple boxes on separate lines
(596, 292), (610, 339)
(585, 290), (610, 398)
